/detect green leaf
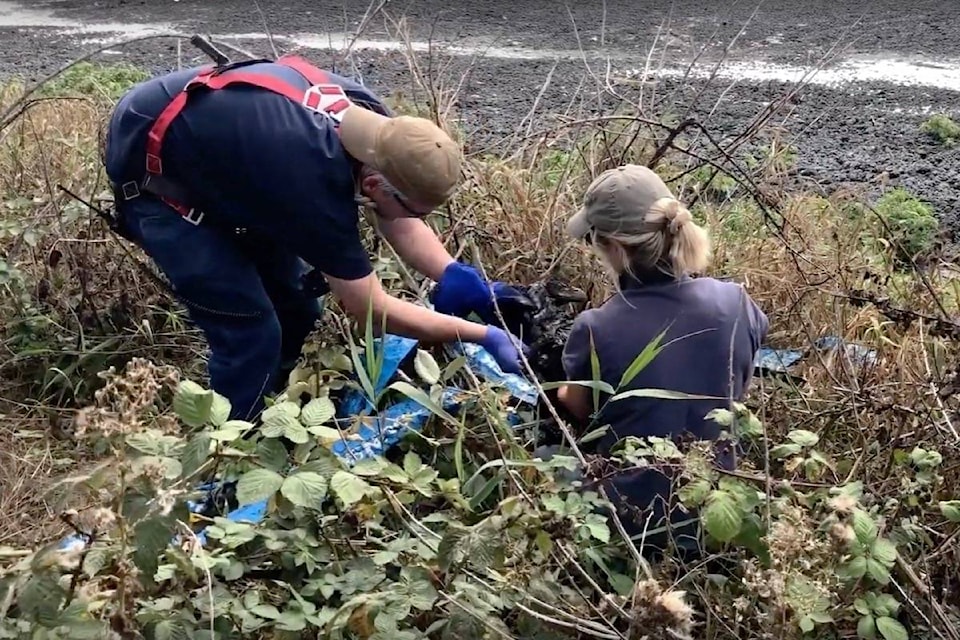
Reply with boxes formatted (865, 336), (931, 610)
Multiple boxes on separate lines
(414, 349), (442, 385)
(702, 490), (742, 543)
(939, 500), (960, 523)
(910, 447), (942, 469)
(840, 556), (868, 581)
(866, 558), (891, 585)
(154, 619), (192, 640)
(617, 329), (666, 388)
(854, 598), (871, 616)
(17, 574), (65, 626)
(853, 509), (879, 545)
(126, 431), (180, 457)
(403, 567), (439, 611)
(872, 538), (898, 567)
(133, 516), (174, 584)
(705, 407), (733, 427)
(351, 457), (387, 476)
(284, 420), (309, 444)
(276, 610), (308, 632)
(280, 471), (328, 508)
(584, 516), (610, 543)
(787, 429), (820, 447)
(388, 380), (459, 424)
(180, 432), (210, 480)
(875, 617), (908, 640)
(236, 468), (284, 505)
(577, 424), (611, 445)
(209, 392), (231, 427)
(610, 387), (723, 402)
(437, 525), (467, 573)
(442, 354), (467, 381)
(402, 450), (419, 474)
(257, 438), (289, 472)
(173, 380), (214, 427)
(261, 410), (299, 439)
(209, 424), (244, 442)
(736, 411), (764, 438)
(579, 328), (599, 413)
(82, 543), (112, 578)
(873, 594), (900, 617)
(770, 443), (802, 458)
(678, 478), (713, 508)
(299, 449), (343, 478)
(858, 615), (877, 640)
(799, 615), (815, 633)
(251, 604), (281, 619)
(301, 397), (336, 428)
(330, 471), (375, 507)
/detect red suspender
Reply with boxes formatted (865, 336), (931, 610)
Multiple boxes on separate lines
(140, 55), (349, 217)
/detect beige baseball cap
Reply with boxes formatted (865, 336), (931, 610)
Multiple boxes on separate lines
(339, 105), (461, 210)
(567, 164), (675, 239)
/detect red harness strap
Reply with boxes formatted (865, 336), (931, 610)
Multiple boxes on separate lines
(141, 55), (351, 220)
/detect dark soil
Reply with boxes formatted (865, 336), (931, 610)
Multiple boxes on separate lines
(3, 1), (960, 235)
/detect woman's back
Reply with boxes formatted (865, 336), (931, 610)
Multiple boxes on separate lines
(562, 273), (768, 462)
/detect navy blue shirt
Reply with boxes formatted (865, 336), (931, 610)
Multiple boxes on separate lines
(104, 61), (391, 281)
(561, 273), (769, 546)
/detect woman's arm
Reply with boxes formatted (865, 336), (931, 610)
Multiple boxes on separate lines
(557, 314), (600, 422)
(557, 384), (593, 421)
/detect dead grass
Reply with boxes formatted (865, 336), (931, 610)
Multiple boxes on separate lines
(0, 78), (206, 547)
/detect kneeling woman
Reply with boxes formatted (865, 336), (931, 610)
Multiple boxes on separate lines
(557, 164), (768, 557)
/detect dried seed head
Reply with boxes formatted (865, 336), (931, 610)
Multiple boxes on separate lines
(828, 494), (857, 513)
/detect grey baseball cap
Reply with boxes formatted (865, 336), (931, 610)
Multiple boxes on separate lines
(567, 164), (674, 239)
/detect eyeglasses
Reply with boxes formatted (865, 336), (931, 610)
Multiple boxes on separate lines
(392, 192), (426, 217)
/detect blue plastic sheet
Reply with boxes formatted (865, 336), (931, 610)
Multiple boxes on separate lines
(451, 341), (539, 405)
(754, 335), (878, 377)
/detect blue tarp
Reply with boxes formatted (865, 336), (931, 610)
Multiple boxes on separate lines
(754, 335), (878, 376)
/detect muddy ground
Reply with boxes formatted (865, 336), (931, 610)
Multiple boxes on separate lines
(3, 0), (960, 236)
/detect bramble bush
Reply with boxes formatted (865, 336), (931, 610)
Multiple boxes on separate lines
(1, 299), (956, 639)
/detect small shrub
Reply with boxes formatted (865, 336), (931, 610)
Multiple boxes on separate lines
(873, 188), (939, 262)
(920, 114), (960, 146)
(39, 61), (149, 101)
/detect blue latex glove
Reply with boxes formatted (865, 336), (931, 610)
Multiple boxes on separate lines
(479, 325), (530, 375)
(432, 262), (531, 323)
(432, 262), (491, 318)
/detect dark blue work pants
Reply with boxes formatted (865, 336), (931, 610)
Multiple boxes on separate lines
(117, 194), (323, 422)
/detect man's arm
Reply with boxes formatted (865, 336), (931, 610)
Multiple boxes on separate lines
(374, 216), (455, 282)
(326, 270), (487, 344)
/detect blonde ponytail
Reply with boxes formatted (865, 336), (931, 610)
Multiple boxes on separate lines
(652, 197), (711, 275)
(592, 196), (712, 281)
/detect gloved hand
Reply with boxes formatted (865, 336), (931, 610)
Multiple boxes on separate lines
(479, 325), (530, 375)
(432, 262), (491, 318)
(432, 262), (532, 324)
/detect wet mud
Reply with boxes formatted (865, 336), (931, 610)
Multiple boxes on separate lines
(1, 1), (959, 235)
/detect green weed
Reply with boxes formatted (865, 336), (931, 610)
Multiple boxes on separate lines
(874, 187), (940, 263)
(920, 113), (960, 146)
